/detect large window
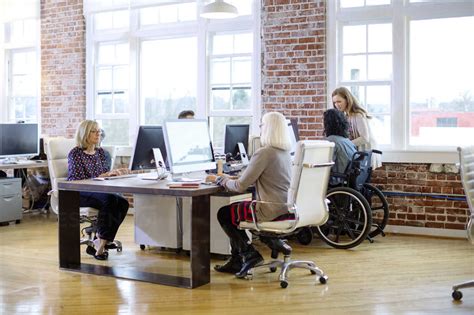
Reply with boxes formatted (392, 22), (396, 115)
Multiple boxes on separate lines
(85, 0), (259, 147)
(328, 0), (474, 162)
(0, 1), (40, 123)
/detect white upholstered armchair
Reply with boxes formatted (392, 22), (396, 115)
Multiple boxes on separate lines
(239, 140), (334, 288)
(452, 145), (474, 301)
(44, 137), (120, 250)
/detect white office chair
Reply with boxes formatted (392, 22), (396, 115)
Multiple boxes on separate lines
(452, 145), (474, 301)
(239, 140), (335, 288)
(44, 137), (120, 250)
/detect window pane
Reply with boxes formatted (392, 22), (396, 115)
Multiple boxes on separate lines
(113, 66), (128, 90)
(368, 24), (392, 52)
(211, 58), (230, 84)
(158, 5), (178, 23)
(113, 10), (129, 29)
(211, 88), (230, 110)
(141, 37), (197, 124)
(234, 33), (253, 54)
(94, 12), (113, 31)
(178, 3), (197, 21)
(343, 25), (366, 54)
(372, 115), (390, 145)
(210, 116), (252, 151)
(343, 55), (366, 81)
(12, 75), (35, 95)
(228, 0), (253, 16)
(232, 87), (251, 110)
(366, 85), (390, 115)
(340, 0), (364, 8)
(97, 93), (113, 114)
(232, 57), (251, 83)
(98, 44), (114, 64)
(98, 119), (129, 146)
(140, 7), (158, 25)
(114, 92), (127, 113)
(212, 34), (233, 55)
(97, 68), (112, 90)
(115, 43), (129, 64)
(368, 54), (392, 80)
(409, 16), (474, 147)
(366, 0), (391, 5)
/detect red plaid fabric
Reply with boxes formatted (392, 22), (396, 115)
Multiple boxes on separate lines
(229, 201), (295, 226)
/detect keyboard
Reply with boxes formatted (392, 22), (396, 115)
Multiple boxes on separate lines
(93, 174), (137, 181)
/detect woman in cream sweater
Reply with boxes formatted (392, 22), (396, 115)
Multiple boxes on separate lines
(331, 87), (382, 169)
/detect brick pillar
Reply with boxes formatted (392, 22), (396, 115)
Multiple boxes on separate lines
(40, 0), (86, 138)
(261, 0), (326, 139)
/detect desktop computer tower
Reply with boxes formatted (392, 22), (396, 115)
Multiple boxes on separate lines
(133, 195), (182, 249)
(182, 192), (252, 255)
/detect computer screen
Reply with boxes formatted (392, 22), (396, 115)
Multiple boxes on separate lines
(224, 124), (249, 159)
(0, 123), (38, 158)
(287, 118), (300, 156)
(163, 119), (215, 175)
(130, 125), (168, 170)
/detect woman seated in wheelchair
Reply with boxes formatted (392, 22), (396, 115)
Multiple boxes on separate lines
(67, 120), (129, 260)
(206, 112), (293, 278)
(323, 108), (357, 187)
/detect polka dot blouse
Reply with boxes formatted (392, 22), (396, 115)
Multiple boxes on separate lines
(67, 146), (109, 181)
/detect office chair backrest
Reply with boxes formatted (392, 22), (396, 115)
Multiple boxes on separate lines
(458, 145), (474, 244)
(288, 140), (334, 228)
(45, 137), (116, 214)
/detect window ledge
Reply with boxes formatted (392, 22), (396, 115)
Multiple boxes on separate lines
(383, 150), (458, 164)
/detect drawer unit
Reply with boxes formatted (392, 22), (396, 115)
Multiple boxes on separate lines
(0, 177), (22, 224)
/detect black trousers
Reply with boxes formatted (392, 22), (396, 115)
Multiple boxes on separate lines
(217, 205), (252, 256)
(79, 192), (129, 242)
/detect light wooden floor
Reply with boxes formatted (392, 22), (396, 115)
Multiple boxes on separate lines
(0, 213), (473, 314)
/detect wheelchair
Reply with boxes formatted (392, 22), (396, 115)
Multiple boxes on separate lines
(296, 150), (389, 249)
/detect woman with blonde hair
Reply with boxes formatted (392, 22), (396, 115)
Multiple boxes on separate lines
(207, 112), (293, 278)
(332, 87), (382, 169)
(67, 120), (129, 260)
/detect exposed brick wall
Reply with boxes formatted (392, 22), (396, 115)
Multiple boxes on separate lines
(372, 164), (468, 230)
(40, 0), (86, 138)
(261, 0), (326, 139)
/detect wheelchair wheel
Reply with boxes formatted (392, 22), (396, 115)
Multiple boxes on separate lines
(363, 184), (389, 238)
(316, 187), (372, 249)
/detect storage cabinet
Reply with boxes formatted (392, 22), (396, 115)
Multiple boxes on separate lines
(0, 177), (22, 224)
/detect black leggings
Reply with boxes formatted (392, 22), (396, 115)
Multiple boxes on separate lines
(79, 192), (129, 242)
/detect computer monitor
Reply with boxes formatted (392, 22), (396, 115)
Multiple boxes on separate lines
(163, 119), (215, 175)
(286, 118), (300, 156)
(224, 124), (249, 160)
(130, 125), (168, 170)
(0, 123), (38, 160)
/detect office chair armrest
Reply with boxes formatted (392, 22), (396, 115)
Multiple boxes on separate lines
(243, 200), (298, 233)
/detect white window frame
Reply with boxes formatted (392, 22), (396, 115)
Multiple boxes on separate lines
(85, 0), (261, 151)
(327, 0), (474, 163)
(1, 16), (40, 124)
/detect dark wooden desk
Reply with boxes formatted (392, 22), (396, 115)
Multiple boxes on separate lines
(58, 177), (221, 289)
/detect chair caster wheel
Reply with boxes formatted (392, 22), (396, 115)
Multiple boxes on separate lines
(117, 247), (122, 252)
(319, 276), (328, 284)
(270, 267), (277, 273)
(452, 290), (463, 301)
(140, 244), (146, 250)
(280, 280), (288, 288)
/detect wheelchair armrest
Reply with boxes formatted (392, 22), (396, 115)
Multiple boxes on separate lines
(372, 149), (382, 155)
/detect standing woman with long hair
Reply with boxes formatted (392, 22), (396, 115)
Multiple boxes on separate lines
(331, 87), (382, 169)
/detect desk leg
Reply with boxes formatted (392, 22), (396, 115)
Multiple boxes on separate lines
(190, 194), (210, 288)
(58, 190), (80, 268)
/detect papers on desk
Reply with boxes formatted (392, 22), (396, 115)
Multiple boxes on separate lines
(167, 182), (201, 188)
(93, 174), (137, 181)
